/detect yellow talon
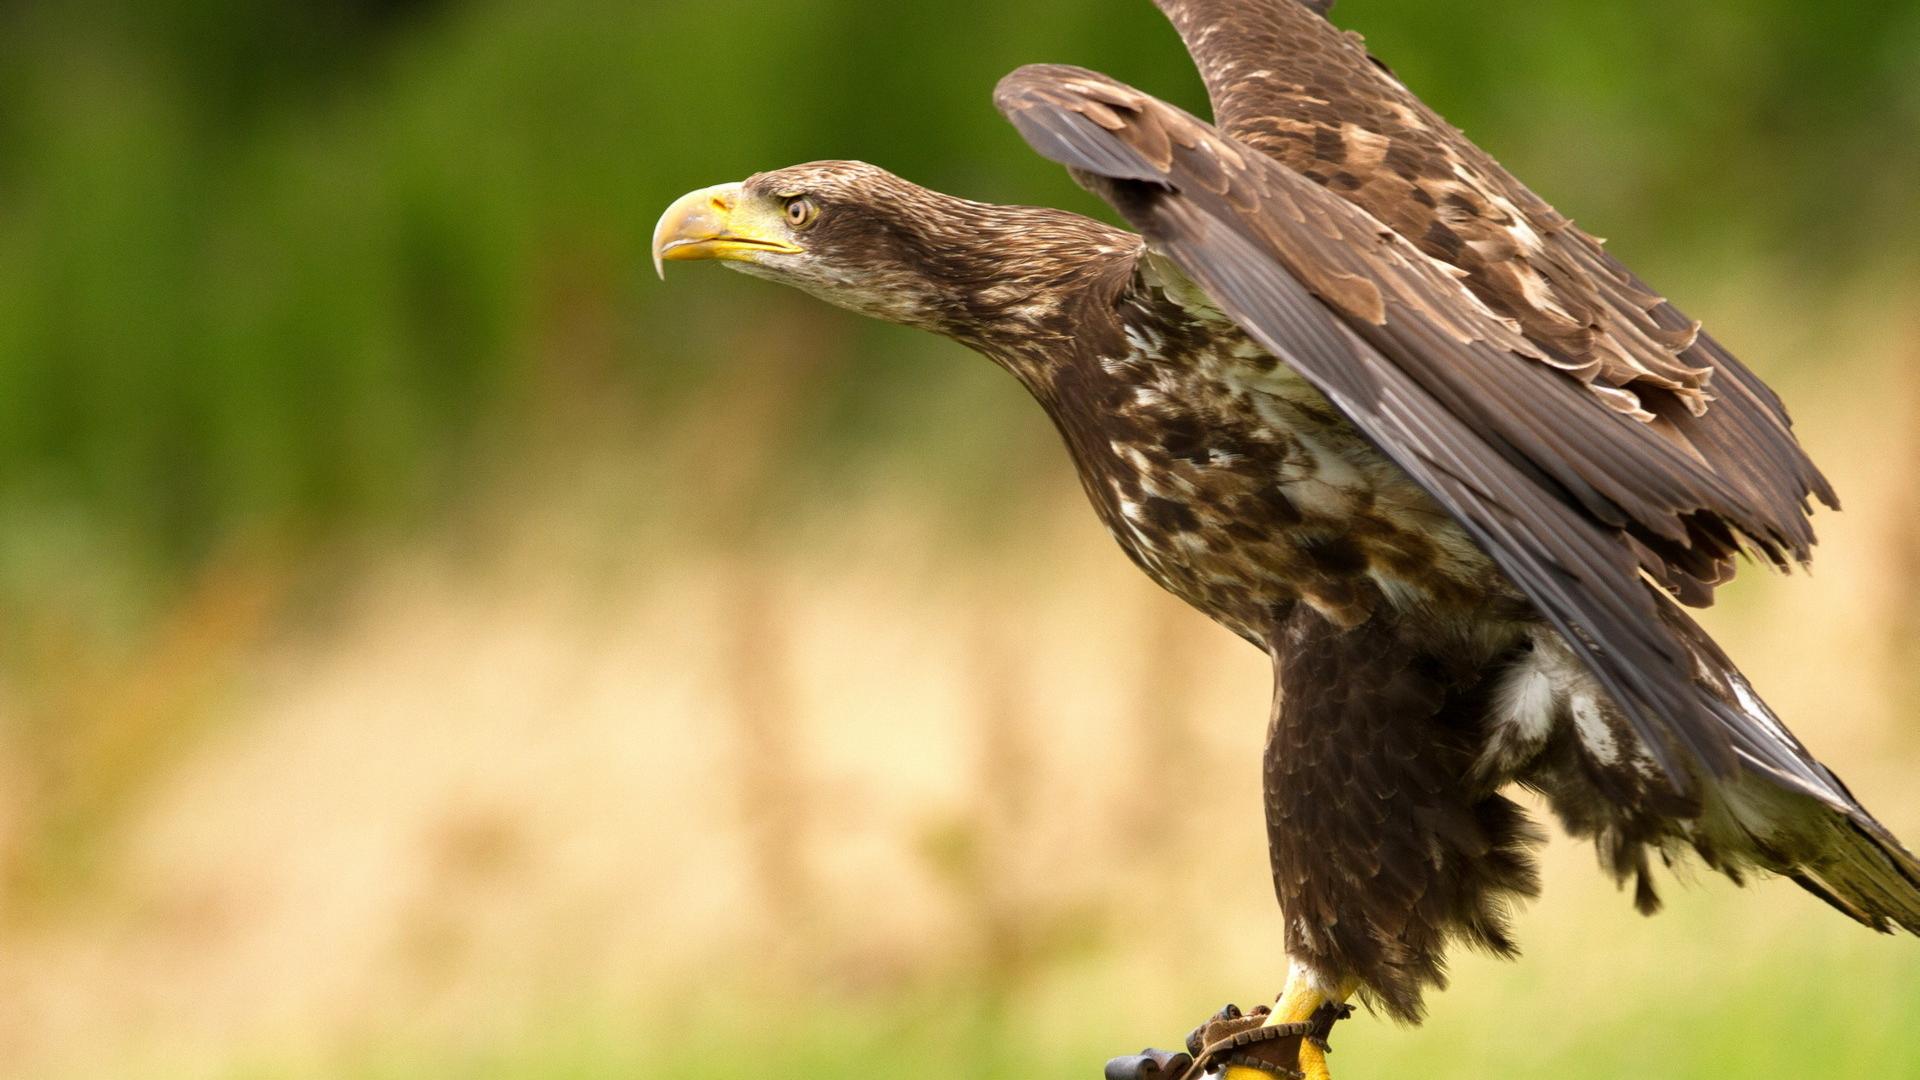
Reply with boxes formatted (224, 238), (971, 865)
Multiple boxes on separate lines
(1221, 974), (1356, 1080)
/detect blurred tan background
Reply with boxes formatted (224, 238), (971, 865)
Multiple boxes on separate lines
(1, 1), (1918, 1077)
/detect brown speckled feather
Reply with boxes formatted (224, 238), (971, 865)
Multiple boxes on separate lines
(1157, 2), (1696, 407)
(1155, 0), (1837, 548)
(1266, 605), (1541, 1020)
(999, 63), (1770, 783)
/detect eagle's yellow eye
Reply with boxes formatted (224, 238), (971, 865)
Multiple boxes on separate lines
(785, 196), (819, 229)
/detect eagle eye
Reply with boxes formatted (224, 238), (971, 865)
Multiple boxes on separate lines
(784, 196), (819, 229)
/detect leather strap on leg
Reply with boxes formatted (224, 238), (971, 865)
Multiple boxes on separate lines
(1178, 1003), (1316, 1079)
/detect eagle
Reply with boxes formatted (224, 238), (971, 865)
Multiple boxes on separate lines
(652, 1), (1920, 1076)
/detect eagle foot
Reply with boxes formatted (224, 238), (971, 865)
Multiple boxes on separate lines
(1104, 1001), (1351, 1080)
(1301, 1002), (1353, 1053)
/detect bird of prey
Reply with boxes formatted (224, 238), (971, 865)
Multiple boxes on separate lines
(653, 1), (1920, 1076)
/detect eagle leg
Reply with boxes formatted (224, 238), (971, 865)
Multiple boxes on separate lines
(1216, 980), (1355, 1080)
(1104, 991), (1353, 1080)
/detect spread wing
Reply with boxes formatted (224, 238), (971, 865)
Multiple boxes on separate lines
(1153, 0), (1836, 560)
(993, 60), (1833, 791)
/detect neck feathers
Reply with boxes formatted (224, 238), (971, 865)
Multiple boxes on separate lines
(937, 212), (1142, 374)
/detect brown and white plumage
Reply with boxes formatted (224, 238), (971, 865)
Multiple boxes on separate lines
(655, 0), (1920, 1055)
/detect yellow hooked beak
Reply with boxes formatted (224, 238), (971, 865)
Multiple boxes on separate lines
(651, 182), (804, 279)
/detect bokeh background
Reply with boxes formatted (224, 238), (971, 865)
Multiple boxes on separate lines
(3, 1), (1919, 1077)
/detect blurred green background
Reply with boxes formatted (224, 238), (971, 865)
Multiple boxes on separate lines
(2, 1), (1918, 1077)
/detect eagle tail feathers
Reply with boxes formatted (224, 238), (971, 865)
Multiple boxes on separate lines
(1788, 814), (1920, 936)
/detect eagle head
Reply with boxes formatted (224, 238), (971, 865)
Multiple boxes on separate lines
(654, 160), (1133, 340)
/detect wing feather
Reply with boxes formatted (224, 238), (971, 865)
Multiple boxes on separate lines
(996, 64), (1774, 785)
(1149, 0), (1836, 558)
